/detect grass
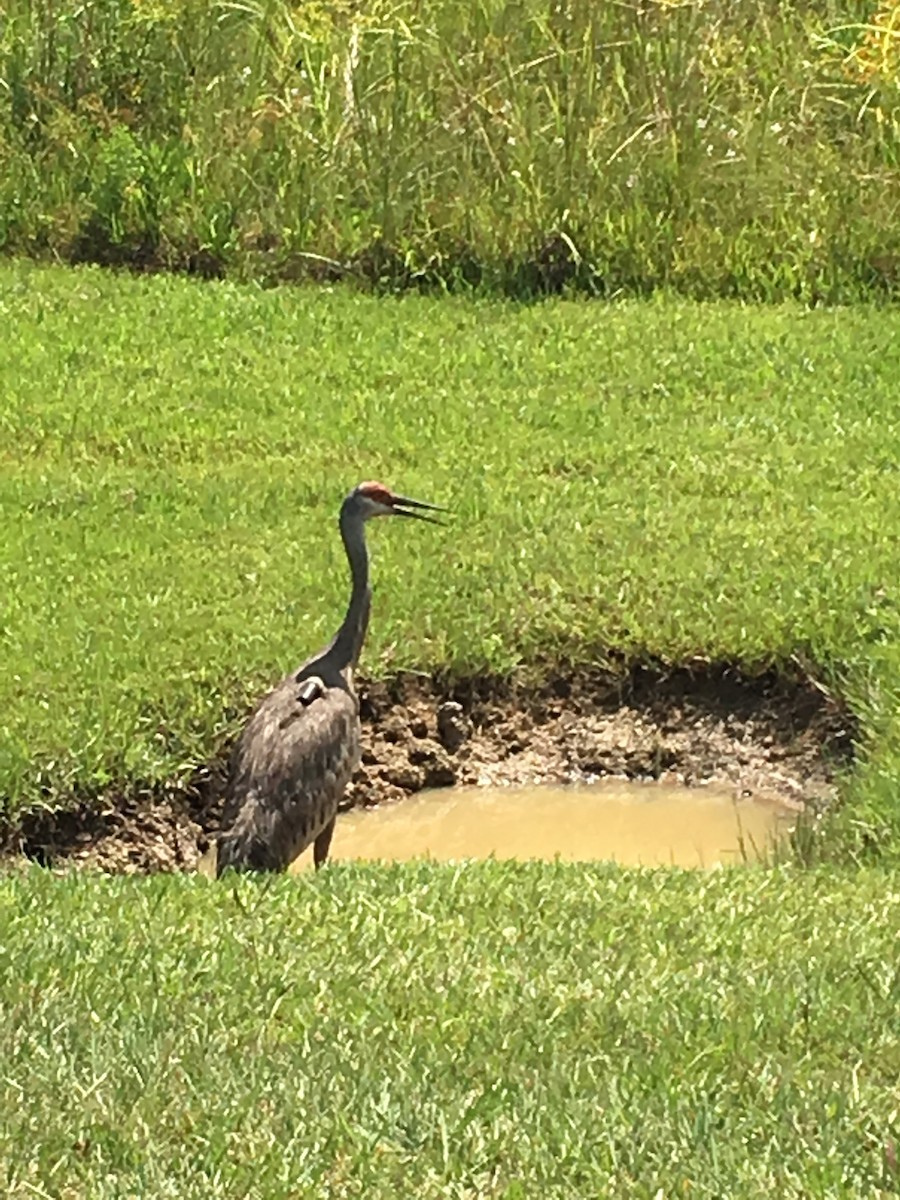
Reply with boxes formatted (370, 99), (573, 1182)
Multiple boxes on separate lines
(0, 0), (899, 298)
(3, 261), (900, 859)
(4, 8), (900, 1185)
(1, 862), (898, 1197)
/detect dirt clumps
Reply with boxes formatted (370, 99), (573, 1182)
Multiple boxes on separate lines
(3, 660), (855, 875)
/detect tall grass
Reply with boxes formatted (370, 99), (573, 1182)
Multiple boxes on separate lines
(1, 0), (899, 297)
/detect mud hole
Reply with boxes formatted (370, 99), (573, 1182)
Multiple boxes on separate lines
(3, 661), (856, 875)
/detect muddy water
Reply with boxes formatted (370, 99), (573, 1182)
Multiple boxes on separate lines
(286, 782), (798, 871)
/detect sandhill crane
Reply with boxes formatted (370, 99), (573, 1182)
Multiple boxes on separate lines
(216, 480), (443, 877)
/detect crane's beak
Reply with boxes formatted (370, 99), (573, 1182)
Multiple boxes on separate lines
(392, 494), (447, 525)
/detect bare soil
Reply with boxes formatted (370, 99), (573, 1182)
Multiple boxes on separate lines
(2, 660), (856, 875)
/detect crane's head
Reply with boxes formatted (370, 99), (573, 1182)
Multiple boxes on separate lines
(348, 480), (446, 524)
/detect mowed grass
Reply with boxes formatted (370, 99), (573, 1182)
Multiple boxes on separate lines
(1, 863), (899, 1198)
(2, 261), (900, 856)
(3, 264), (900, 1198)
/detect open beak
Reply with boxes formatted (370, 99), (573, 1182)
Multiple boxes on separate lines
(392, 494), (448, 525)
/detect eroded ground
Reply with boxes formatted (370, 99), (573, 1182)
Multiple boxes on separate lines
(3, 661), (856, 874)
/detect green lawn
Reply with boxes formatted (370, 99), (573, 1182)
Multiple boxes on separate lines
(1, 863), (898, 1198)
(4, 262), (900, 1196)
(2, 261), (900, 857)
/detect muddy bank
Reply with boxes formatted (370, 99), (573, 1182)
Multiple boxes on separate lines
(3, 660), (856, 875)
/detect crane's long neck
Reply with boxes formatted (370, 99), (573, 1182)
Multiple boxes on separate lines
(329, 504), (371, 672)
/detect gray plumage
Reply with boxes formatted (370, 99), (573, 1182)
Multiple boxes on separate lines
(216, 480), (443, 876)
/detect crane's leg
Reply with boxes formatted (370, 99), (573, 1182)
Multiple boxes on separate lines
(313, 816), (336, 870)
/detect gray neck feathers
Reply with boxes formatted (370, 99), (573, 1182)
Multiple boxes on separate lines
(329, 502), (371, 672)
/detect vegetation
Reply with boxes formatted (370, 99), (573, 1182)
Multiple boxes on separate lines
(1, 0), (900, 298)
(2, 862), (898, 1197)
(2, 261), (900, 861)
(4, 6), (900, 1190)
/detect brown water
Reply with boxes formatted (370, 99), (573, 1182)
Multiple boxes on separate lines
(284, 782), (798, 871)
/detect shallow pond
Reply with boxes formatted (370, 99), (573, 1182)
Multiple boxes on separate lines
(287, 781), (798, 871)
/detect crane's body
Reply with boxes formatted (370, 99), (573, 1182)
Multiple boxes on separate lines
(216, 481), (442, 876)
(215, 661), (361, 873)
